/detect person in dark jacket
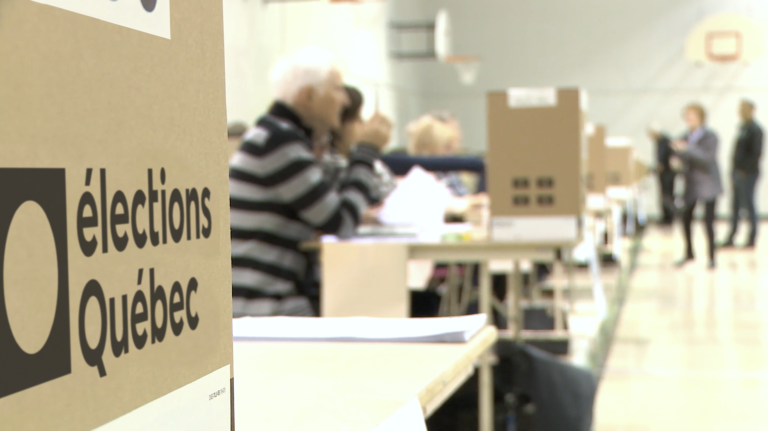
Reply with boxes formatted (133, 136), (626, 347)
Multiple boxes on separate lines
(648, 125), (676, 225)
(672, 103), (723, 269)
(721, 100), (763, 249)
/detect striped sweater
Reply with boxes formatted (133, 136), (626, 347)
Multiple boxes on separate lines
(229, 102), (382, 315)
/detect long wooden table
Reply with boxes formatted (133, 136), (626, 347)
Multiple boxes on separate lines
(319, 237), (578, 431)
(233, 326), (498, 431)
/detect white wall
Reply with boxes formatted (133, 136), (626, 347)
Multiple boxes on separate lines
(222, 0), (429, 149)
(415, 0), (768, 217)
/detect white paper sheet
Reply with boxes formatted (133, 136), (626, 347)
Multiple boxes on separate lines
(374, 398), (427, 431)
(378, 166), (451, 230)
(232, 314), (488, 343)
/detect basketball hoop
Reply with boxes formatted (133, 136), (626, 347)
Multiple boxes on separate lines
(685, 14), (764, 65)
(444, 55), (481, 86)
(706, 30), (742, 62)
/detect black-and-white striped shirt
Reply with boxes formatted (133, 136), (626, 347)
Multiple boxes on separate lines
(229, 102), (381, 316)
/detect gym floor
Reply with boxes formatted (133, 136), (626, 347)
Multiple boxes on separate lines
(595, 222), (768, 430)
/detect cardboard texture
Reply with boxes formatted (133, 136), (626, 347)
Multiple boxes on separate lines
(587, 125), (607, 194)
(486, 88), (586, 216)
(605, 146), (635, 188)
(0, 1), (233, 430)
(633, 160), (650, 183)
(322, 242), (410, 318)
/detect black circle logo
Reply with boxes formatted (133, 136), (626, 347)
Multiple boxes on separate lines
(141, 0), (157, 12)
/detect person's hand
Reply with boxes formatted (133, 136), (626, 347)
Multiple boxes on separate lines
(671, 140), (688, 152)
(361, 205), (383, 225)
(358, 112), (393, 150)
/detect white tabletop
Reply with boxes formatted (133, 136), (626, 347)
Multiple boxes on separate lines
(233, 326), (498, 431)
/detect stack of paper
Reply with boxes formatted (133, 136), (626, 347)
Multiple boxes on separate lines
(377, 166), (451, 228)
(356, 225), (420, 237)
(232, 314), (488, 343)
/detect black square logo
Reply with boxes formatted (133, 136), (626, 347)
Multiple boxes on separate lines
(0, 169), (70, 399)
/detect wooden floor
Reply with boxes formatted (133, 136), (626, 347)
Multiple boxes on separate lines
(595, 222), (768, 430)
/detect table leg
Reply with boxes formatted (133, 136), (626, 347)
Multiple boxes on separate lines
(505, 261), (515, 333)
(515, 261), (524, 340)
(565, 247), (575, 310)
(459, 264), (474, 314)
(479, 352), (493, 431)
(554, 253), (565, 332)
(479, 261), (492, 318)
(478, 261), (493, 431)
(448, 264), (459, 315)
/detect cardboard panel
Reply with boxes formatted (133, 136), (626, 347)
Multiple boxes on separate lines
(605, 146), (635, 188)
(0, 1), (232, 430)
(634, 160), (650, 183)
(486, 88), (586, 218)
(322, 242), (410, 318)
(587, 125), (607, 194)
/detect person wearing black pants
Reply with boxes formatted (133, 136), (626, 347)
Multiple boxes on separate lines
(722, 100), (763, 249)
(682, 199), (717, 264)
(672, 103), (723, 269)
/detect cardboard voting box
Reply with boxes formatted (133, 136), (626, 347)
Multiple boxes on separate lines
(0, 1), (233, 430)
(634, 160), (650, 183)
(586, 124), (608, 194)
(605, 143), (635, 188)
(605, 140), (634, 201)
(486, 88), (587, 242)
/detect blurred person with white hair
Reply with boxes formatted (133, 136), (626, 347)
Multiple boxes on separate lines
(229, 47), (393, 317)
(648, 122), (676, 225)
(407, 115), (468, 196)
(428, 111), (463, 155)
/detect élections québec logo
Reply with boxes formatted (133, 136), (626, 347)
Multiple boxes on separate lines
(0, 168), (213, 399)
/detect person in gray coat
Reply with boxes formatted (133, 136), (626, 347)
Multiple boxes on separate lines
(671, 103), (723, 269)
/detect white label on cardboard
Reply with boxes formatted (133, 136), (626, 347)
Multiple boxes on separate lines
(506, 88), (558, 109)
(95, 365), (230, 430)
(374, 397), (427, 431)
(490, 216), (578, 242)
(580, 89), (589, 112)
(32, 0), (171, 39)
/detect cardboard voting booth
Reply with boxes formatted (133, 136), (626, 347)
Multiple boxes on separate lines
(604, 139), (634, 204)
(586, 124), (607, 195)
(486, 88), (587, 242)
(605, 140), (635, 198)
(0, 1), (233, 430)
(633, 160), (650, 183)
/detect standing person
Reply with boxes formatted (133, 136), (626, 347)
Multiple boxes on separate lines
(648, 125), (676, 225)
(229, 47), (392, 317)
(672, 103), (723, 269)
(721, 100), (764, 249)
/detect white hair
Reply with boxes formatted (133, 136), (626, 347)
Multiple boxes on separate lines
(270, 47), (338, 103)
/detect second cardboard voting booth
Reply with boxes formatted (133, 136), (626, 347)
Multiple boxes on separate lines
(587, 124), (608, 195)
